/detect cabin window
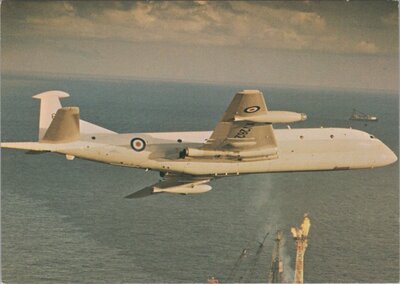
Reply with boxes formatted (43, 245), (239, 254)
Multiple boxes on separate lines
(177, 139), (182, 143)
(91, 136), (96, 140)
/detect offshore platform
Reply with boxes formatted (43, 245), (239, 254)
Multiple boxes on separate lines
(267, 214), (311, 284)
(268, 230), (284, 283)
(291, 214), (311, 284)
(208, 214), (311, 283)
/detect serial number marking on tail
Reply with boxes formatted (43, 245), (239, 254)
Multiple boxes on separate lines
(234, 123), (254, 138)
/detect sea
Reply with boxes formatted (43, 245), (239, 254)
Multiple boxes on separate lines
(1, 74), (399, 283)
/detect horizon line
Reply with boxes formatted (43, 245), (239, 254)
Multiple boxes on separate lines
(2, 69), (398, 95)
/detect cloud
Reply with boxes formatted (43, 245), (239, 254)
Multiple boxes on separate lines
(289, 11), (326, 31)
(3, 1), (397, 56)
(355, 41), (379, 54)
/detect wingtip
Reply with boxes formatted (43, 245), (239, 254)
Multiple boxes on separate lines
(125, 186), (155, 199)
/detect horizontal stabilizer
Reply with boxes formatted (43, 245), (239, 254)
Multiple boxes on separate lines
(1, 141), (84, 154)
(1, 142), (53, 152)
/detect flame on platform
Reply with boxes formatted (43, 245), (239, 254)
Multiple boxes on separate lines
(291, 227), (298, 238)
(291, 214), (311, 238)
(301, 214), (311, 237)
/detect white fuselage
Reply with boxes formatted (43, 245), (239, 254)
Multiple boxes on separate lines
(52, 127), (397, 176)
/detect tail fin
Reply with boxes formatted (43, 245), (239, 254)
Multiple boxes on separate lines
(1, 107), (80, 150)
(33, 91), (69, 140)
(41, 107), (80, 143)
(1, 90), (116, 152)
(33, 90), (116, 140)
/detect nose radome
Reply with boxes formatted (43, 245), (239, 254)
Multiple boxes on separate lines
(378, 142), (398, 167)
(387, 148), (398, 164)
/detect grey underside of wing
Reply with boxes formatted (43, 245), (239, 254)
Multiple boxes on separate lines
(202, 91), (277, 151)
(124, 175), (211, 199)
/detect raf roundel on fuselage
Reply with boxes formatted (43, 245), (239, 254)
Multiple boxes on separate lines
(130, 137), (146, 152)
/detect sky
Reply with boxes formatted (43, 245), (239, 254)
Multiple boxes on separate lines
(1, 1), (399, 91)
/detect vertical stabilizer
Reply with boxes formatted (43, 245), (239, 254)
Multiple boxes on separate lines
(41, 107), (80, 143)
(33, 90), (70, 140)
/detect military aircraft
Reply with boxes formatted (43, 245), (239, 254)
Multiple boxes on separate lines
(1, 89), (397, 198)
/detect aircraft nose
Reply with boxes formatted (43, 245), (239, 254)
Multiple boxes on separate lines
(386, 148), (398, 164)
(376, 141), (397, 166)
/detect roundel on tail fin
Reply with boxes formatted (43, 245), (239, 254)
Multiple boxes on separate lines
(244, 106), (260, 113)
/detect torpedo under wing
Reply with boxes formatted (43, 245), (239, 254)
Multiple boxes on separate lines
(1, 89), (397, 198)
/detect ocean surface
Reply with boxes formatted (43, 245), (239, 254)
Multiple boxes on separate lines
(1, 74), (399, 283)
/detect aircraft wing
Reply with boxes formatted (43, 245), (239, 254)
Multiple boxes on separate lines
(184, 90), (306, 161)
(125, 174), (212, 198)
(185, 90), (278, 161)
(203, 90), (277, 152)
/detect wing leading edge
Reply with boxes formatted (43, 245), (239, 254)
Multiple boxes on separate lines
(204, 90), (277, 151)
(183, 90), (306, 161)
